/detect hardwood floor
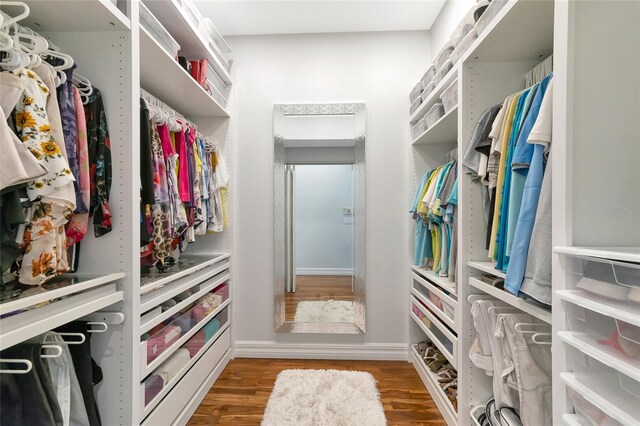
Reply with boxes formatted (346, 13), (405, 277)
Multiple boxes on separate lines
(284, 275), (355, 321)
(187, 358), (446, 425)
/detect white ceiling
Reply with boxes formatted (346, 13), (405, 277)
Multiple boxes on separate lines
(193, 1), (447, 36)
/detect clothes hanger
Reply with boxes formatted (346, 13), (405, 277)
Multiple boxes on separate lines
(0, 359), (32, 374)
(40, 344), (63, 358)
(0, 2), (30, 30)
(43, 332), (86, 345)
(87, 321), (108, 333)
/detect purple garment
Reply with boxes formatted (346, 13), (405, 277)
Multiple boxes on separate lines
(58, 64), (86, 213)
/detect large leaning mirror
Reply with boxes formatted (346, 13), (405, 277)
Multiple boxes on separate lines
(273, 103), (366, 333)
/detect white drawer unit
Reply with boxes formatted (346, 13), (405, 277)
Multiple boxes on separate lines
(410, 295), (458, 368)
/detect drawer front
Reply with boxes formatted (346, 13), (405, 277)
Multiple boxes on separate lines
(410, 295), (458, 368)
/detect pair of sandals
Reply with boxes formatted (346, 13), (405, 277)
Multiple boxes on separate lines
(441, 378), (457, 410)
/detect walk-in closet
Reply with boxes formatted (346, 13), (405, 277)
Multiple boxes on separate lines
(0, 1), (638, 425)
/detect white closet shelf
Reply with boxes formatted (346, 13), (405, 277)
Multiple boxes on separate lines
(561, 373), (640, 426)
(409, 64), (459, 124)
(140, 278), (228, 335)
(412, 266), (457, 296)
(140, 27), (229, 119)
(562, 414), (585, 426)
(410, 344), (458, 425)
(0, 272), (125, 315)
(558, 331), (640, 382)
(140, 253), (230, 295)
(412, 272), (458, 308)
(413, 106), (458, 146)
(140, 266), (229, 313)
(555, 246), (640, 263)
(468, 277), (551, 323)
(140, 298), (231, 378)
(0, 284), (123, 350)
(10, 0), (130, 31)
(142, 0), (232, 85)
(464, 0), (554, 63)
(411, 288), (455, 330)
(468, 261), (506, 279)
(557, 290), (640, 327)
(141, 323), (230, 417)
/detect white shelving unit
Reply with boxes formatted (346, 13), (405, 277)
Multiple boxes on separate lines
(406, 1), (561, 424)
(0, 1), (235, 425)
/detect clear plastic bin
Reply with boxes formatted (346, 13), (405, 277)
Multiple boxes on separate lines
(412, 118), (427, 139)
(425, 102), (445, 128)
(140, 2), (181, 58)
(434, 60), (454, 86)
(181, 0), (203, 29)
(567, 388), (623, 426)
(433, 42), (454, 72)
(206, 64), (230, 100)
(143, 306), (229, 408)
(410, 96), (422, 115)
(450, 29), (478, 65)
(440, 79), (458, 113)
(566, 345), (640, 418)
(413, 281), (455, 322)
(564, 301), (640, 367)
(560, 254), (640, 304)
(410, 81), (423, 104)
(475, 0), (507, 35)
(412, 299), (455, 356)
(141, 286), (229, 365)
(421, 65), (436, 90)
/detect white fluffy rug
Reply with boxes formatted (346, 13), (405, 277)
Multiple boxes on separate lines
(262, 369), (387, 426)
(294, 300), (355, 323)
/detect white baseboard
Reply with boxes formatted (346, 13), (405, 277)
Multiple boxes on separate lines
(296, 268), (355, 276)
(234, 341), (409, 361)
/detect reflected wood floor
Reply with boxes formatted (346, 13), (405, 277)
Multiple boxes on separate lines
(284, 275), (355, 321)
(187, 358), (446, 425)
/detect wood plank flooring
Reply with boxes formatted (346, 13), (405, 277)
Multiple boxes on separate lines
(284, 275), (355, 321)
(187, 358), (446, 425)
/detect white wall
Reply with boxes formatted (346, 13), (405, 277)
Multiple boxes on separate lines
(430, 0), (476, 55)
(230, 30), (431, 349)
(295, 165), (354, 274)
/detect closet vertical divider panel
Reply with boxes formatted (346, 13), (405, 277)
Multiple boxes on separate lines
(38, 1), (141, 424)
(457, 60), (539, 424)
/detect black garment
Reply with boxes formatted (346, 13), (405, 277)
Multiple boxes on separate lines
(140, 99), (155, 205)
(0, 337), (64, 426)
(55, 322), (102, 426)
(0, 188), (30, 277)
(85, 88), (112, 238)
(486, 188), (496, 250)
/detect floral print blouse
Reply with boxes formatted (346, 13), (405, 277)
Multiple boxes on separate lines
(10, 68), (74, 201)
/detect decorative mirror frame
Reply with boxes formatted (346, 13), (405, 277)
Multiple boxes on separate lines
(273, 103), (366, 334)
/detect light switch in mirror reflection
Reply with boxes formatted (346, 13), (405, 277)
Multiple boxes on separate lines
(273, 103), (366, 334)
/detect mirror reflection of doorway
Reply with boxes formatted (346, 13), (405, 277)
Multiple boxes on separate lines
(284, 164), (355, 322)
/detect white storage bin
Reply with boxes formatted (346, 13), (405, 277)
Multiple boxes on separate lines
(434, 60), (453, 86)
(140, 2), (181, 58)
(450, 29), (478, 64)
(421, 65), (436, 89)
(475, 0), (507, 34)
(181, 0), (203, 29)
(421, 82), (436, 102)
(564, 301), (640, 365)
(425, 102), (445, 128)
(440, 79), (458, 113)
(206, 64), (230, 100)
(412, 118), (427, 139)
(567, 388), (623, 426)
(560, 254), (640, 304)
(410, 81), (423, 104)
(566, 345), (640, 419)
(199, 18), (232, 62)
(410, 96), (422, 115)
(412, 277), (456, 324)
(433, 42), (454, 72)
